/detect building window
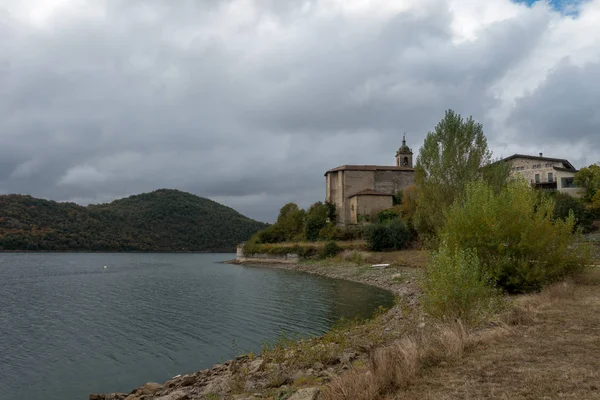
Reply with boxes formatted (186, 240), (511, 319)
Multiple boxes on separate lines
(548, 172), (553, 182)
(561, 177), (577, 188)
(535, 174), (540, 183)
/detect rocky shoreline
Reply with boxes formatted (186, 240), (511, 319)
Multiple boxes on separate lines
(91, 258), (424, 400)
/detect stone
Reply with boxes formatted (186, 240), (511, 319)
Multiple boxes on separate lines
(248, 358), (265, 374)
(180, 375), (196, 387)
(89, 395), (103, 400)
(155, 390), (190, 400)
(203, 377), (231, 394)
(313, 362), (324, 370)
(288, 387), (320, 400)
(124, 396), (139, 400)
(138, 382), (163, 395)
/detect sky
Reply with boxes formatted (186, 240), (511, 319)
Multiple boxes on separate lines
(0, 0), (599, 223)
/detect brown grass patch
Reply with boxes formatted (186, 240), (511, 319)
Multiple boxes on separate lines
(322, 271), (600, 400)
(321, 321), (476, 400)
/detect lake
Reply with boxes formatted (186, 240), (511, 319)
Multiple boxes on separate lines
(0, 253), (393, 400)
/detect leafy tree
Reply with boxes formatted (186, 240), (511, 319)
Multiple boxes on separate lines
(574, 164), (600, 202)
(414, 109), (508, 240)
(276, 203), (306, 241)
(304, 202), (329, 241)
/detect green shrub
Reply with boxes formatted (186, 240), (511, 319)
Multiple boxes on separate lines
(320, 241), (342, 259)
(441, 179), (591, 293)
(318, 223), (339, 241)
(334, 225), (364, 241)
(364, 219), (411, 251)
(377, 209), (400, 224)
(553, 192), (594, 233)
(422, 242), (505, 324)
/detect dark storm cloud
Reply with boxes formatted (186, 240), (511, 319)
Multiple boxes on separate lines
(0, 0), (597, 222)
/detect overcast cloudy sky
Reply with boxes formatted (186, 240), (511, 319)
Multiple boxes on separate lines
(0, 0), (599, 222)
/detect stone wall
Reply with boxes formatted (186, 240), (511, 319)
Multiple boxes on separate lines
(236, 245), (299, 264)
(351, 195), (393, 223)
(374, 170), (415, 195)
(509, 157), (564, 184)
(341, 170), (376, 224)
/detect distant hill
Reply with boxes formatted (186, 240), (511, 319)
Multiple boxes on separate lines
(0, 189), (268, 252)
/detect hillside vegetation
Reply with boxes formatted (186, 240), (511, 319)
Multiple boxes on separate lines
(0, 189), (267, 252)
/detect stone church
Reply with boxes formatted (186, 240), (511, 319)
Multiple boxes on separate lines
(325, 137), (415, 225)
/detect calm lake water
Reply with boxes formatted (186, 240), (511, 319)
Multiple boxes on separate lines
(0, 253), (393, 400)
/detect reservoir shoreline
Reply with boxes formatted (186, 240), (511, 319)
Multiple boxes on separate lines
(93, 257), (422, 400)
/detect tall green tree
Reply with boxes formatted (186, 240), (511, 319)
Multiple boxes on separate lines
(276, 203), (306, 241)
(414, 109), (508, 240)
(574, 164), (600, 202)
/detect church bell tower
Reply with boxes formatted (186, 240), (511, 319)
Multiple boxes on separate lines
(396, 135), (413, 167)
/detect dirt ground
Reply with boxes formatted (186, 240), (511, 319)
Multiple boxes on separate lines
(397, 272), (600, 400)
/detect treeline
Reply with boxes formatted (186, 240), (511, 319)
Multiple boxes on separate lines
(0, 189), (267, 252)
(244, 198), (415, 256)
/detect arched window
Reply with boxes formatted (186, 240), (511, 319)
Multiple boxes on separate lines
(403, 156), (409, 166)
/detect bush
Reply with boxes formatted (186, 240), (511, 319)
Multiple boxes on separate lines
(334, 225), (364, 241)
(553, 192), (593, 232)
(441, 179), (591, 293)
(320, 241), (342, 259)
(422, 242), (505, 324)
(377, 209), (400, 224)
(364, 219), (411, 251)
(318, 223), (339, 241)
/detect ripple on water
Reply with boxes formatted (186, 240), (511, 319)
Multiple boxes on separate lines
(0, 253), (394, 400)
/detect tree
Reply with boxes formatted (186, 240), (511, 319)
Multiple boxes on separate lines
(276, 203), (306, 241)
(304, 202), (329, 241)
(574, 164), (600, 202)
(413, 109), (508, 240)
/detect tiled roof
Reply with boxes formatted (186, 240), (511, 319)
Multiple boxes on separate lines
(502, 154), (576, 170)
(553, 166), (579, 173)
(325, 165), (414, 175)
(349, 189), (393, 197)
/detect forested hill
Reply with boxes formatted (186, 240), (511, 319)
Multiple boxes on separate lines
(0, 189), (268, 252)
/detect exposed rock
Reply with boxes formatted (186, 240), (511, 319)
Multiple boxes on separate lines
(203, 376), (231, 394)
(155, 390), (190, 400)
(90, 394), (128, 400)
(288, 387), (320, 400)
(135, 382), (163, 396)
(248, 358), (265, 374)
(180, 375), (196, 387)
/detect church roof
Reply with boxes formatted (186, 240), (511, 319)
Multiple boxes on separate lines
(350, 189), (393, 197)
(325, 165), (414, 175)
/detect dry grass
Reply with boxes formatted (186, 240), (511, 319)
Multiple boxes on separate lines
(337, 249), (428, 268)
(321, 322), (474, 400)
(398, 271), (600, 399)
(322, 270), (600, 400)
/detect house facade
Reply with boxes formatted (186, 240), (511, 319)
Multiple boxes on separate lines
(325, 137), (415, 225)
(504, 154), (581, 197)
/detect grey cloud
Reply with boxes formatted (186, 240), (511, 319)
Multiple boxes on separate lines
(0, 0), (595, 222)
(506, 60), (600, 167)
